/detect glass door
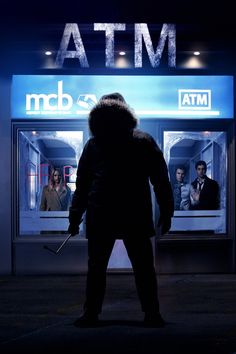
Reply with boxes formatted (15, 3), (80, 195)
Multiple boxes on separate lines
(17, 128), (86, 238)
(164, 130), (227, 235)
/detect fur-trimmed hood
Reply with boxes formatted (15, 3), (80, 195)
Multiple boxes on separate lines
(88, 98), (138, 140)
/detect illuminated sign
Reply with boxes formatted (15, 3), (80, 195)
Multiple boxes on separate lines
(26, 81), (73, 112)
(12, 75), (234, 119)
(178, 90), (211, 110)
(55, 23), (176, 68)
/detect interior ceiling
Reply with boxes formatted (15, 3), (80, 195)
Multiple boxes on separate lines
(40, 139), (70, 149)
(173, 139), (196, 148)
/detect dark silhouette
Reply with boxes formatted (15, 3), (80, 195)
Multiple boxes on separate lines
(190, 160), (220, 210)
(68, 93), (174, 327)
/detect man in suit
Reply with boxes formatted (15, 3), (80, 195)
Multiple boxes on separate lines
(68, 92), (174, 327)
(172, 166), (191, 210)
(190, 160), (220, 210)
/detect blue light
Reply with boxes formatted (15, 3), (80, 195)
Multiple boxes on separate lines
(12, 75), (234, 119)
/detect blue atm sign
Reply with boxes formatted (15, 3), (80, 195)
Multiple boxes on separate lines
(12, 75), (233, 119)
(179, 90), (211, 110)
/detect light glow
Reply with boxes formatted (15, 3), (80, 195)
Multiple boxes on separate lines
(76, 109), (220, 116)
(182, 56), (205, 68)
(55, 131), (83, 140)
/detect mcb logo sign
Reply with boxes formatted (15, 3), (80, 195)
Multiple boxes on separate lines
(11, 75), (233, 119)
(25, 81), (97, 114)
(178, 89), (211, 110)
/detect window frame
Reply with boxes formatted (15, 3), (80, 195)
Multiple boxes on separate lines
(156, 119), (233, 241)
(12, 120), (89, 241)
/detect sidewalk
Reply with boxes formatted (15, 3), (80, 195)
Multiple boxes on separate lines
(1, 274), (236, 354)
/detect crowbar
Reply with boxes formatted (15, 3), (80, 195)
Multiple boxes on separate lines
(43, 234), (72, 255)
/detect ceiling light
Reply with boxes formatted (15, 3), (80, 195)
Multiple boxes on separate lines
(193, 51), (200, 56)
(180, 56), (206, 69)
(45, 51), (52, 56)
(119, 51), (126, 56)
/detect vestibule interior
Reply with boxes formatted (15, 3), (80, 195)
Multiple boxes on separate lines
(13, 118), (233, 273)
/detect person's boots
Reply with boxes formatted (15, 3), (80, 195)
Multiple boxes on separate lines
(73, 311), (99, 328)
(143, 311), (165, 328)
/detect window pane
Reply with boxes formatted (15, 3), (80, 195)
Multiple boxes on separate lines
(164, 131), (226, 234)
(19, 130), (84, 236)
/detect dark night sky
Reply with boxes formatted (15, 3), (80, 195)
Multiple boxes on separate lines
(0, 0), (235, 23)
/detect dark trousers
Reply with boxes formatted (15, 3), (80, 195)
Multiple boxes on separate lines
(84, 235), (160, 315)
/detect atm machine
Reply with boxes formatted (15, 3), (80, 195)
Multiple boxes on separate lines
(11, 75), (234, 274)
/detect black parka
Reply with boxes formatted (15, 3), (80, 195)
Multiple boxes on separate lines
(69, 100), (174, 239)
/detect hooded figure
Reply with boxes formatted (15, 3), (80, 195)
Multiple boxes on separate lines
(68, 93), (174, 328)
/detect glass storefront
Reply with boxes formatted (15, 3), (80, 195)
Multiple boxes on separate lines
(17, 127), (228, 238)
(18, 130), (85, 237)
(10, 74), (234, 273)
(164, 131), (227, 234)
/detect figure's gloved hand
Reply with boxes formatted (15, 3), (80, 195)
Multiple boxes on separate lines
(68, 224), (79, 237)
(158, 215), (172, 235)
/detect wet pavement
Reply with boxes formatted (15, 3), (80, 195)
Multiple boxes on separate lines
(0, 273), (236, 354)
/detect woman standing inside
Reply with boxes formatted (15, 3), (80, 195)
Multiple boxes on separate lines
(40, 168), (71, 211)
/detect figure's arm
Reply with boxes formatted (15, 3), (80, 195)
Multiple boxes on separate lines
(66, 186), (72, 211)
(148, 137), (174, 234)
(68, 141), (92, 235)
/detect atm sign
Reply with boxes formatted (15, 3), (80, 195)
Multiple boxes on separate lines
(178, 89), (211, 110)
